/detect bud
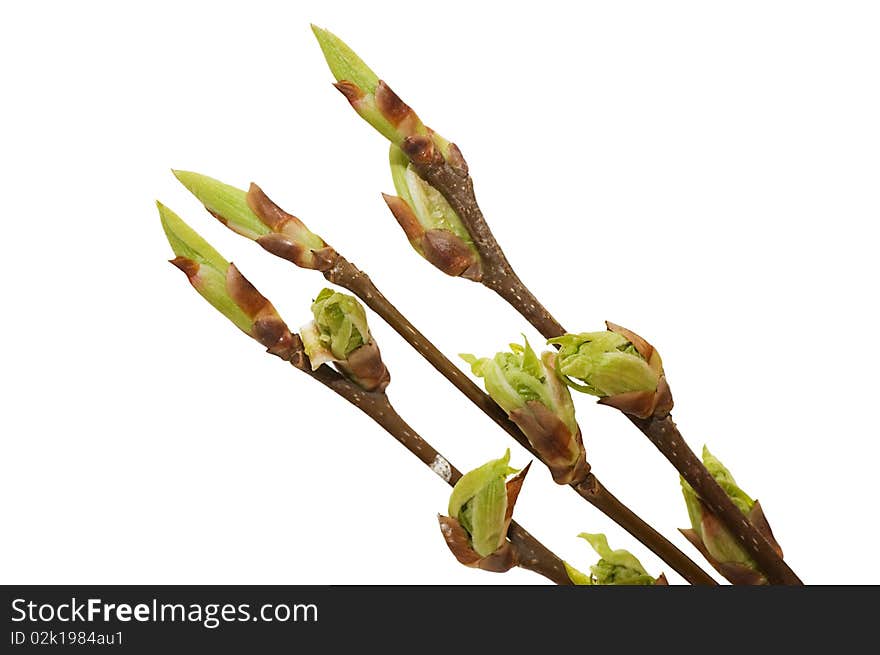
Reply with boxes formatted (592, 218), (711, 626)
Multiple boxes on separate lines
(382, 145), (481, 281)
(310, 25), (430, 145)
(549, 321), (672, 419)
(564, 533), (665, 586)
(462, 338), (587, 485)
(172, 170), (336, 271)
(157, 202), (295, 359)
(300, 288), (390, 392)
(438, 450), (530, 572)
(680, 446), (783, 585)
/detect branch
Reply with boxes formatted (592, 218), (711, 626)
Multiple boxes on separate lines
(285, 336), (572, 585)
(169, 174), (716, 585)
(407, 152), (564, 338)
(324, 255), (716, 586)
(157, 202), (569, 585)
(411, 144), (802, 586)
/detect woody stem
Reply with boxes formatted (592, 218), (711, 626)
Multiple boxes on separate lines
(323, 255), (716, 585)
(628, 413), (802, 585)
(409, 158), (565, 338)
(286, 339), (571, 585)
(413, 150), (802, 585)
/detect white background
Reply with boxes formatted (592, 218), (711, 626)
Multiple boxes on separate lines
(1, 1), (878, 585)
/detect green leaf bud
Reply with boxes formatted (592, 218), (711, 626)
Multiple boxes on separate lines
(462, 338), (587, 485)
(566, 533), (660, 585)
(301, 288), (389, 392)
(549, 322), (672, 419)
(173, 171), (335, 271)
(158, 202), (295, 359)
(439, 451), (530, 571)
(680, 446), (783, 585)
(382, 146), (481, 281)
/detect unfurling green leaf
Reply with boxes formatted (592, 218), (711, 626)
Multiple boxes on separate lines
(301, 288), (390, 392)
(570, 533), (658, 585)
(448, 450), (519, 558)
(549, 330), (658, 397)
(310, 288), (370, 360)
(563, 561), (594, 586)
(462, 338), (576, 434)
(462, 338), (586, 485)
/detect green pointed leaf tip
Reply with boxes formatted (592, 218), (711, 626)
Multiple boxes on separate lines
(157, 202), (253, 334)
(389, 145), (477, 247)
(576, 533), (657, 586)
(310, 288), (371, 360)
(172, 170), (271, 241)
(311, 27), (431, 146)
(461, 338), (577, 433)
(448, 450), (519, 558)
(310, 25), (379, 94)
(549, 331), (658, 397)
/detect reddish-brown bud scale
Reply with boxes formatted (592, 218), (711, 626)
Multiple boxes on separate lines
(509, 401), (589, 485)
(332, 80), (365, 103)
(253, 317), (296, 359)
(225, 263), (296, 359)
(381, 193), (424, 241)
(169, 256), (200, 279)
(422, 229), (478, 278)
(339, 341), (390, 393)
(226, 263), (270, 317)
(401, 135), (439, 165)
(246, 183), (306, 233)
(437, 516), (518, 573)
(597, 322), (674, 419)
(502, 463), (530, 530)
(247, 184), (337, 271)
(256, 233), (308, 264)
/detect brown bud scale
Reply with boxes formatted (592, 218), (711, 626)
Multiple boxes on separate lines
(422, 229), (478, 278)
(437, 515), (517, 573)
(375, 80), (420, 136)
(226, 263), (269, 318)
(382, 193), (424, 241)
(509, 401), (589, 485)
(338, 341), (390, 393)
(401, 135), (439, 165)
(246, 183), (311, 234)
(333, 80), (365, 103)
(169, 256), (200, 279)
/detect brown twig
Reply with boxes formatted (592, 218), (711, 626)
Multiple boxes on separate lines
(406, 146), (564, 338)
(410, 145), (802, 586)
(322, 254), (716, 586)
(284, 335), (571, 585)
